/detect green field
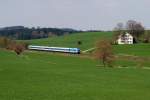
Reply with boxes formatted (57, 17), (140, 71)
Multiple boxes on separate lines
(24, 32), (113, 50)
(1, 32), (150, 100)
(24, 32), (150, 56)
(0, 50), (150, 100)
(113, 43), (150, 57)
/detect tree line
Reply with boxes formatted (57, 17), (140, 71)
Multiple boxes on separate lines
(0, 26), (80, 40)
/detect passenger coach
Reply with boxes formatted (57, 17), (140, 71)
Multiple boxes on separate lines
(28, 45), (80, 54)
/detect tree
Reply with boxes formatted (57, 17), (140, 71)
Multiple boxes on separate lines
(114, 22), (124, 32)
(13, 43), (25, 55)
(94, 39), (114, 67)
(113, 20), (145, 43)
(126, 20), (145, 40)
(113, 23), (125, 44)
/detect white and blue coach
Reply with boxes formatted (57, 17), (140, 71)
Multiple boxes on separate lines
(28, 45), (80, 54)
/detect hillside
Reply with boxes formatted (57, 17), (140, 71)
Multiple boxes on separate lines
(24, 32), (113, 50)
(24, 32), (150, 57)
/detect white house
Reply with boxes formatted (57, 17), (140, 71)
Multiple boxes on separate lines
(117, 32), (133, 44)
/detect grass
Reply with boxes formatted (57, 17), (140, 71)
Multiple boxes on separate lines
(23, 32), (150, 57)
(1, 32), (150, 100)
(113, 43), (150, 57)
(24, 32), (113, 50)
(0, 50), (150, 100)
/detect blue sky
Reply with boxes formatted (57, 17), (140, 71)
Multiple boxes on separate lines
(0, 0), (149, 30)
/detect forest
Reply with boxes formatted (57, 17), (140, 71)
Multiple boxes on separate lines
(0, 26), (80, 40)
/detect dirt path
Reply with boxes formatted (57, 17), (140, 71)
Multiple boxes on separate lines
(82, 48), (95, 53)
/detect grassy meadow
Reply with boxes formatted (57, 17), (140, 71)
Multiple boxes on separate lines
(0, 50), (150, 100)
(24, 31), (150, 56)
(24, 32), (113, 50)
(0, 31), (150, 100)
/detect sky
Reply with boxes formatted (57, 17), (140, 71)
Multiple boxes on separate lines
(0, 0), (150, 30)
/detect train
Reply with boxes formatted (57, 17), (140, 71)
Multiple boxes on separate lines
(28, 45), (80, 54)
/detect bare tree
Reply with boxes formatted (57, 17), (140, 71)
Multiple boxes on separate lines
(13, 43), (25, 55)
(114, 22), (124, 32)
(126, 20), (145, 40)
(113, 23), (125, 44)
(94, 39), (114, 67)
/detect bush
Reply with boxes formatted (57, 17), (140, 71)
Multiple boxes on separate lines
(142, 32), (150, 43)
(0, 37), (27, 55)
(77, 41), (82, 45)
(0, 37), (12, 48)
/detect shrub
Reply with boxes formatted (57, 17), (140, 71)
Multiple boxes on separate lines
(0, 37), (12, 48)
(77, 41), (82, 45)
